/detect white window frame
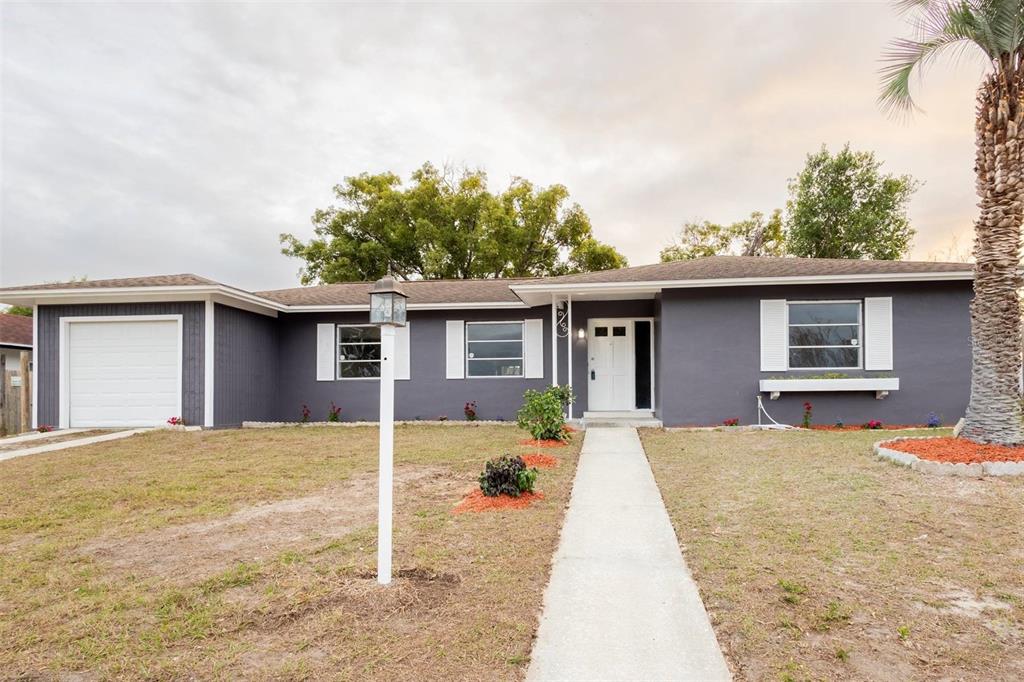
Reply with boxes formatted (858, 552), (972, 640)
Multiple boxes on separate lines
(465, 321), (525, 379)
(337, 323), (381, 381)
(786, 300), (863, 371)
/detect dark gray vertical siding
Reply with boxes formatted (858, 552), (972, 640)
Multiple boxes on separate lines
(37, 303), (204, 426)
(275, 307), (553, 422)
(214, 304), (279, 426)
(656, 281), (973, 426)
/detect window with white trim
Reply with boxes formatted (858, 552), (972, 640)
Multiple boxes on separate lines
(787, 301), (862, 369)
(466, 321), (524, 377)
(337, 325), (381, 378)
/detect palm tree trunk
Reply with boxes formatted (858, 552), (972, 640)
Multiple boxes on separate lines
(962, 66), (1024, 445)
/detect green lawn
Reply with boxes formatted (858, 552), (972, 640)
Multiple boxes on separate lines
(0, 425), (580, 680)
(642, 428), (1024, 682)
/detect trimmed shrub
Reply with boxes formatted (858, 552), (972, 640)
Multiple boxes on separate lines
(517, 386), (575, 441)
(478, 455), (538, 497)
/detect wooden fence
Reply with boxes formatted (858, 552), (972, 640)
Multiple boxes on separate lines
(0, 352), (32, 436)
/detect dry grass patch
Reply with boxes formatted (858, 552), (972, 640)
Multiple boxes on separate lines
(0, 424), (581, 680)
(642, 428), (1024, 682)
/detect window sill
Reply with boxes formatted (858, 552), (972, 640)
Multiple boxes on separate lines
(759, 377), (899, 400)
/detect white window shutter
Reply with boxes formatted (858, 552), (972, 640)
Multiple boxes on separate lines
(316, 323), (335, 381)
(864, 297), (893, 370)
(760, 300), (787, 371)
(524, 319), (544, 378)
(395, 323), (410, 381)
(445, 320), (465, 379)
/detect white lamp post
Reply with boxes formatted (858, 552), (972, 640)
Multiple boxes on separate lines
(369, 276), (408, 586)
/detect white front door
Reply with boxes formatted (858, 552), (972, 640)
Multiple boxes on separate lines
(587, 319), (635, 411)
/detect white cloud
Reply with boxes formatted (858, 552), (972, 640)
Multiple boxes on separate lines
(0, 2), (986, 289)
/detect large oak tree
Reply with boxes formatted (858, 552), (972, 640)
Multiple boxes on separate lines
(281, 163), (626, 284)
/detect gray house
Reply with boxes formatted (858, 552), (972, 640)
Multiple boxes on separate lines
(0, 256), (974, 429)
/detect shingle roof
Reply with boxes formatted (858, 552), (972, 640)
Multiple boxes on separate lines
(0, 274), (217, 292)
(256, 278), (533, 306)
(0, 313), (33, 347)
(0, 257), (973, 308)
(515, 256), (973, 286)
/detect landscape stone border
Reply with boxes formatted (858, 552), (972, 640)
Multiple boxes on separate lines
(873, 436), (1024, 477)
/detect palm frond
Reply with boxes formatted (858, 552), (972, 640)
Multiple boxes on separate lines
(878, 0), (1022, 116)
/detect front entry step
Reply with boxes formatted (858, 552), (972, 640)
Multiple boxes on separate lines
(580, 411), (662, 429)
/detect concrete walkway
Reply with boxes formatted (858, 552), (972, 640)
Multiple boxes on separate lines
(0, 429), (150, 463)
(527, 426), (731, 682)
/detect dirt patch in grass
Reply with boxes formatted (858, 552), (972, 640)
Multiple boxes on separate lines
(642, 428), (1024, 682)
(884, 435), (1024, 464)
(84, 466), (460, 582)
(0, 424), (582, 680)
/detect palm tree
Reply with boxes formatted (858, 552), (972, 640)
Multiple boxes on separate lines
(881, 0), (1024, 444)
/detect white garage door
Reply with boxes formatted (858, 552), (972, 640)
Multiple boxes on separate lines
(66, 319), (181, 427)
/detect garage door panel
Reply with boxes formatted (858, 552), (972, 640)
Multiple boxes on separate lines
(66, 319), (182, 427)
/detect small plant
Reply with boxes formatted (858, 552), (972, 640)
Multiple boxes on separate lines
(299, 403), (311, 423)
(897, 625), (911, 641)
(464, 401), (477, 421)
(722, 418), (739, 427)
(438, 415), (448, 421)
(517, 386), (575, 441)
(819, 600), (852, 629)
(166, 416), (184, 426)
(835, 418), (844, 428)
(835, 647), (850, 662)
(478, 455), (538, 497)
(327, 402), (341, 422)
(37, 424), (54, 433)
(802, 401), (813, 428)
(862, 419), (883, 430)
(926, 412), (941, 428)
(778, 579), (807, 604)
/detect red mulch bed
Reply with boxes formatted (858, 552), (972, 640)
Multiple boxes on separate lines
(883, 436), (1024, 464)
(452, 489), (545, 513)
(812, 424), (925, 431)
(519, 438), (568, 448)
(521, 453), (559, 469)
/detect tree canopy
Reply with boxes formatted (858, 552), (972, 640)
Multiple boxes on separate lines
(281, 163), (627, 284)
(660, 210), (786, 262)
(785, 144), (918, 260)
(661, 145), (919, 263)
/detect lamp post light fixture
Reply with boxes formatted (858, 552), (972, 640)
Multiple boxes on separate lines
(369, 276), (408, 586)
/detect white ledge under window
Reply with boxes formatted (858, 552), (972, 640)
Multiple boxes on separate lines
(759, 377), (900, 400)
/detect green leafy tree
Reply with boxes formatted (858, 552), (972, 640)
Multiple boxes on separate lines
(785, 144), (918, 260)
(880, 0), (1024, 445)
(281, 163), (626, 283)
(3, 306), (32, 316)
(660, 210), (786, 262)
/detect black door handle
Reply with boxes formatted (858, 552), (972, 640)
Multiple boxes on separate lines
(590, 370), (596, 380)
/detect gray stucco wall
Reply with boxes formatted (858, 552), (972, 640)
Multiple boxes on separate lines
(275, 307), (554, 422)
(214, 304), (278, 426)
(657, 281), (973, 427)
(36, 303), (204, 426)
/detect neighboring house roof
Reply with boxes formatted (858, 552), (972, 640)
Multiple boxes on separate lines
(0, 257), (974, 311)
(0, 313), (33, 348)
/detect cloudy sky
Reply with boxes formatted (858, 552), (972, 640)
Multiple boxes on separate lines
(0, 2), (986, 291)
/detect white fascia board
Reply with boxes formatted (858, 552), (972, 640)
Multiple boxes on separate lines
(0, 285), (284, 315)
(282, 301), (528, 312)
